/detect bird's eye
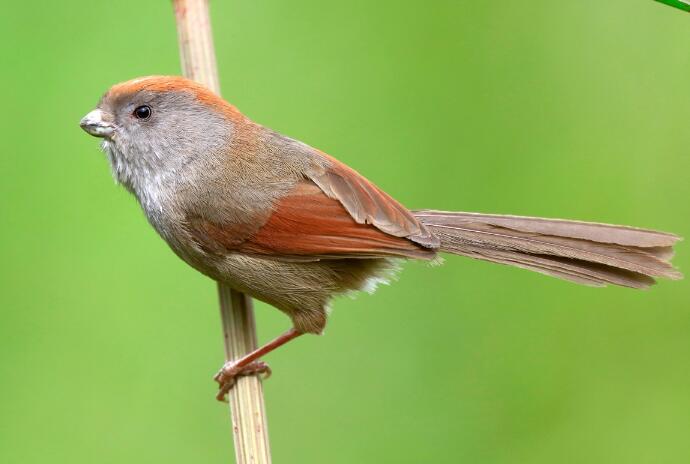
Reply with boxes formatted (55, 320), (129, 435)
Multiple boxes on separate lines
(133, 105), (152, 120)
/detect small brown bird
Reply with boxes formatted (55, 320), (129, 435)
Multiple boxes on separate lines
(80, 76), (682, 399)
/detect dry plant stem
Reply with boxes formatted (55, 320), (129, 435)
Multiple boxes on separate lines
(172, 0), (272, 463)
(217, 287), (272, 463)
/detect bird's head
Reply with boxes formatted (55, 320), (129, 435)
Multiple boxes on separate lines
(80, 75), (240, 192)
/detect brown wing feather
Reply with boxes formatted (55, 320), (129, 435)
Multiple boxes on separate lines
(239, 181), (435, 260)
(308, 153), (439, 248)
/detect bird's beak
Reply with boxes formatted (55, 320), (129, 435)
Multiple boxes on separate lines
(80, 109), (115, 138)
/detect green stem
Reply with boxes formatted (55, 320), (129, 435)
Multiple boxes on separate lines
(655, 0), (690, 12)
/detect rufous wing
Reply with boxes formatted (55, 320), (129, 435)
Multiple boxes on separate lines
(237, 181), (435, 261)
(307, 153), (440, 248)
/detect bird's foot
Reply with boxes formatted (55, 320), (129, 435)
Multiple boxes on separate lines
(214, 360), (272, 401)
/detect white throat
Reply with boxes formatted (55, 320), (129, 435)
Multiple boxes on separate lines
(101, 140), (174, 216)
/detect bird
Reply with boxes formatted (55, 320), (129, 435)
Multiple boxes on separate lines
(80, 75), (682, 400)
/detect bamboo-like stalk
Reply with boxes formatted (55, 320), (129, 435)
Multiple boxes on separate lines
(172, 1), (272, 463)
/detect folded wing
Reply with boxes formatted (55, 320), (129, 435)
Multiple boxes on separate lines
(238, 182), (435, 260)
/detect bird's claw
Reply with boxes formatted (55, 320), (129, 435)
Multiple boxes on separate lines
(214, 360), (272, 401)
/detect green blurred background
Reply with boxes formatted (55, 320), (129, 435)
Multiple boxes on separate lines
(1, 1), (689, 462)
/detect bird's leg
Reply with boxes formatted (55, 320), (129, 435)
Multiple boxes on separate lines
(214, 327), (303, 401)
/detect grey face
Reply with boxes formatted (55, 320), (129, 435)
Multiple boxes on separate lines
(80, 89), (232, 194)
(80, 90), (168, 140)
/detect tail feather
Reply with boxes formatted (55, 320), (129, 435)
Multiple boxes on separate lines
(416, 211), (679, 247)
(414, 210), (682, 289)
(459, 246), (656, 288)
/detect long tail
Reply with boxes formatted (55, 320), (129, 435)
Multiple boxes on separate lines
(414, 210), (682, 288)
